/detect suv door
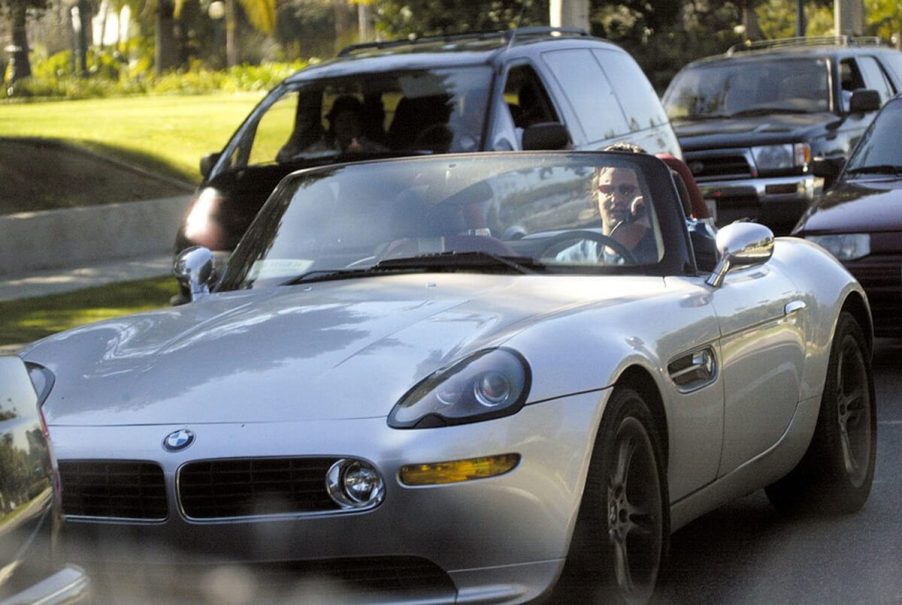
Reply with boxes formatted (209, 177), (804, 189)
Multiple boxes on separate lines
(489, 63), (562, 151)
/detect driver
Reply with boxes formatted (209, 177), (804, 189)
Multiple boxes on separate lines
(556, 165), (657, 264)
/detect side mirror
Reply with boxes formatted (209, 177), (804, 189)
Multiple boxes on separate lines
(705, 222), (774, 288)
(173, 246), (216, 302)
(848, 89), (881, 114)
(521, 122), (570, 151)
(811, 156), (845, 188)
(200, 152), (221, 180)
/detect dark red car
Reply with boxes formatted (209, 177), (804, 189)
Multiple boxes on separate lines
(794, 95), (902, 337)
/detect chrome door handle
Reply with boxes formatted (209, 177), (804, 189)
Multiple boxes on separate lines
(784, 300), (807, 315)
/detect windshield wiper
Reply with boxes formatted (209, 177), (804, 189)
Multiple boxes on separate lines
(845, 164), (902, 176)
(374, 251), (545, 274)
(279, 252), (544, 286)
(280, 266), (423, 286)
(728, 107), (811, 118)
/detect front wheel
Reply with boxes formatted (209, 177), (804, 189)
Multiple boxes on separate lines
(556, 387), (669, 604)
(765, 312), (876, 515)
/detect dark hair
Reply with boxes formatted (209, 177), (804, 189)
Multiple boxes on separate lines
(327, 95), (364, 122)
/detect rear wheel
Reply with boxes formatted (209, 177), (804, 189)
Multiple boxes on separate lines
(556, 387), (668, 604)
(765, 312), (876, 514)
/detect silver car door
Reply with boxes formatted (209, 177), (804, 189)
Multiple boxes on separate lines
(709, 262), (807, 477)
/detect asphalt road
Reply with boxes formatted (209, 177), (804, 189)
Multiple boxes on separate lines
(657, 337), (902, 605)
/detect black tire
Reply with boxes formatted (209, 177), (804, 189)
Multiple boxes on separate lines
(765, 312), (876, 515)
(556, 387), (669, 605)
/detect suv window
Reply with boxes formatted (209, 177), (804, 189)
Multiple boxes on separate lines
(592, 49), (668, 130)
(664, 57), (830, 119)
(541, 48), (629, 142)
(857, 56), (896, 102)
(227, 66), (493, 170)
(503, 64), (559, 130)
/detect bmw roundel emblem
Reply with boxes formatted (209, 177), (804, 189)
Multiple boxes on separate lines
(163, 429), (195, 451)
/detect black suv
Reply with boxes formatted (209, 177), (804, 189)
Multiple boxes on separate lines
(176, 27), (681, 262)
(662, 36), (902, 233)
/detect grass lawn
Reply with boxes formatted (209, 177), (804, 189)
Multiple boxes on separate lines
(0, 277), (178, 348)
(0, 93), (264, 182)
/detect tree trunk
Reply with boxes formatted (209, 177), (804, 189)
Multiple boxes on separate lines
(225, 0), (238, 67)
(9, 5), (32, 82)
(333, 0), (354, 54)
(155, 0), (179, 74)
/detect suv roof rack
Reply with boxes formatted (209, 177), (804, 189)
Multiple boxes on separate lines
(338, 26), (590, 57)
(726, 35), (884, 56)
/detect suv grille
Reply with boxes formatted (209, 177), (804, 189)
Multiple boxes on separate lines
(687, 153), (753, 180)
(59, 460), (167, 520)
(178, 457), (341, 519)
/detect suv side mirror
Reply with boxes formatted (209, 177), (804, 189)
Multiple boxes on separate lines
(200, 152), (221, 179)
(848, 89), (881, 114)
(522, 122), (570, 151)
(811, 156), (845, 188)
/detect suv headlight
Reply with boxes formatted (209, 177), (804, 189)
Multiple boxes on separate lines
(806, 233), (870, 261)
(388, 348), (531, 429)
(751, 143), (811, 171)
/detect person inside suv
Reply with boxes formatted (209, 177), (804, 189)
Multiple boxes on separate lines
(279, 94), (386, 158)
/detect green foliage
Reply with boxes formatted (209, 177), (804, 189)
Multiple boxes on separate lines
(0, 55), (306, 100)
(755, 0), (833, 38)
(865, 0), (902, 44)
(374, 0), (549, 38)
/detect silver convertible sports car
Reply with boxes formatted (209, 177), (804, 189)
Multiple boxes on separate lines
(12, 151), (876, 604)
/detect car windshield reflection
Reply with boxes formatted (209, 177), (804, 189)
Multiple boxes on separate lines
(218, 153), (671, 291)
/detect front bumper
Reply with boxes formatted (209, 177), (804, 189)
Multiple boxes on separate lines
(697, 174), (818, 233)
(52, 390), (607, 604)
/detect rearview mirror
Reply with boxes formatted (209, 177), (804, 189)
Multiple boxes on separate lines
(173, 246), (216, 302)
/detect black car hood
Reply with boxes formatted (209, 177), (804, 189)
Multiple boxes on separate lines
(673, 112), (837, 150)
(796, 178), (902, 234)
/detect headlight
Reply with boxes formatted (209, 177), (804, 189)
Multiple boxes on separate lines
(184, 187), (225, 243)
(806, 233), (871, 261)
(751, 143), (810, 171)
(25, 362), (55, 406)
(388, 348), (531, 429)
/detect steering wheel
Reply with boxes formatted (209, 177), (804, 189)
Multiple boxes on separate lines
(538, 230), (637, 265)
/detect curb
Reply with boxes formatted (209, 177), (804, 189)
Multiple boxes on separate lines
(0, 195), (192, 275)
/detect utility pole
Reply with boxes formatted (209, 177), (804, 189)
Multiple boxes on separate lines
(550, 0), (589, 31)
(835, 0), (864, 37)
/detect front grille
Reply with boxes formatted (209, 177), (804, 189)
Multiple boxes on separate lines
(849, 261), (902, 337)
(59, 460), (167, 520)
(84, 556), (456, 601)
(179, 457), (341, 519)
(687, 153), (753, 180)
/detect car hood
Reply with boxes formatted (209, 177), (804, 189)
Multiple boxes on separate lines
(795, 178), (902, 233)
(673, 112), (835, 149)
(26, 273), (656, 426)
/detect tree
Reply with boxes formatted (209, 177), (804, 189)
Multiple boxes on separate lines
(865, 0), (902, 48)
(1, 0), (50, 82)
(205, 0), (275, 66)
(373, 0), (549, 39)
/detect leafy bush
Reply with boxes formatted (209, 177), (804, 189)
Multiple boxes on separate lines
(2, 51), (307, 101)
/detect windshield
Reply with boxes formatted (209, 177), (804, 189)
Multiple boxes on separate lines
(664, 57), (830, 120)
(844, 99), (902, 176)
(219, 154), (675, 291)
(221, 66), (492, 171)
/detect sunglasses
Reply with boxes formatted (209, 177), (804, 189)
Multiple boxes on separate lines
(597, 183), (637, 196)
